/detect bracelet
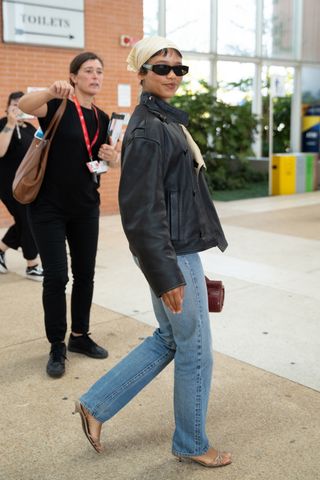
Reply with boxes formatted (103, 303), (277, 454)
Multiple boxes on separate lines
(3, 125), (14, 133)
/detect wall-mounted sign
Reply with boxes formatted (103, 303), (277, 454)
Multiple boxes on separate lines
(118, 84), (131, 107)
(2, 0), (84, 48)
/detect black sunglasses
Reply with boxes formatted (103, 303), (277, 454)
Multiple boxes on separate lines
(143, 64), (189, 77)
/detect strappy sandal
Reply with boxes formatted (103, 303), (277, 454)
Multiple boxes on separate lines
(73, 400), (103, 454)
(176, 449), (232, 468)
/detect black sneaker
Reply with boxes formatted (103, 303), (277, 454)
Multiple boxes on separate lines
(47, 342), (67, 378)
(26, 265), (43, 281)
(68, 333), (108, 359)
(0, 250), (8, 274)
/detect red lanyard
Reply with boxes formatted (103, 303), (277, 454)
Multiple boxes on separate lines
(73, 95), (100, 160)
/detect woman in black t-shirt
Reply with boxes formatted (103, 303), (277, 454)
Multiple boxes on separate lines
(0, 91), (43, 280)
(19, 52), (121, 378)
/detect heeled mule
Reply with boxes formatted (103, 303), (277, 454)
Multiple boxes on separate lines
(73, 400), (103, 454)
(175, 449), (232, 468)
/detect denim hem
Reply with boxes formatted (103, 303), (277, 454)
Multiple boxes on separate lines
(172, 445), (210, 457)
(78, 399), (105, 424)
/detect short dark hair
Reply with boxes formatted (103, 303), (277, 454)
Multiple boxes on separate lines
(7, 91), (24, 109)
(69, 52), (104, 86)
(139, 48), (182, 75)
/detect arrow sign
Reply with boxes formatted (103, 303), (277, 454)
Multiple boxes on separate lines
(15, 28), (74, 39)
(3, 0), (84, 48)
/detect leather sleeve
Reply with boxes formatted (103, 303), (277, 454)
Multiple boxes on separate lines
(119, 134), (186, 297)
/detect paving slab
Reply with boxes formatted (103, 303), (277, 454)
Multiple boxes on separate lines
(1, 277), (320, 480)
(222, 203), (320, 240)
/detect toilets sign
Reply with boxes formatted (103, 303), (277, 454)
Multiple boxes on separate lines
(2, 0), (84, 48)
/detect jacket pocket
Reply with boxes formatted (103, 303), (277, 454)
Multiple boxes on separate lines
(167, 190), (180, 241)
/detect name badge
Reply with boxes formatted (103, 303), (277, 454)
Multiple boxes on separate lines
(86, 160), (109, 175)
(86, 160), (100, 173)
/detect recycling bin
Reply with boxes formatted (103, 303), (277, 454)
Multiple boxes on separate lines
(313, 154), (319, 190)
(305, 154), (314, 192)
(295, 153), (306, 193)
(272, 154), (296, 195)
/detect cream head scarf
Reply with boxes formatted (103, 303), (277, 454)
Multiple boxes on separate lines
(127, 36), (181, 72)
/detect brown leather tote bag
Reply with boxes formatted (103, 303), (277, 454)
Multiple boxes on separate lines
(12, 99), (67, 204)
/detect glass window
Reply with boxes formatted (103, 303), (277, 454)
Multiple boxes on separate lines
(261, 65), (293, 155)
(302, 67), (320, 104)
(262, 65), (294, 95)
(217, 0), (256, 56)
(217, 61), (255, 105)
(166, 0), (211, 52)
(262, 0), (295, 58)
(143, 0), (159, 37)
(182, 58), (211, 90)
(302, 0), (320, 62)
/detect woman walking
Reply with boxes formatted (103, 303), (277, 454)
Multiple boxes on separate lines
(74, 37), (231, 468)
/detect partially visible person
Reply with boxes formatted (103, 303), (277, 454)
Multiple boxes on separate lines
(18, 52), (120, 378)
(73, 37), (232, 468)
(0, 91), (43, 280)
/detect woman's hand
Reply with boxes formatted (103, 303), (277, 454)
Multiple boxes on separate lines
(48, 80), (74, 99)
(18, 83), (71, 118)
(0, 105), (20, 157)
(98, 137), (121, 167)
(162, 286), (185, 314)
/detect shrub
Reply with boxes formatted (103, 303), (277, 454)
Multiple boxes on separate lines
(171, 81), (266, 191)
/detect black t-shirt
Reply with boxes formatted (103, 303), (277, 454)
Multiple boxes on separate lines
(0, 118), (36, 196)
(35, 98), (109, 214)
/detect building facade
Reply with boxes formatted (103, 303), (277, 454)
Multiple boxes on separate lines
(0, 0), (143, 227)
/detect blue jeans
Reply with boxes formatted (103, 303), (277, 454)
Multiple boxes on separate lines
(80, 253), (213, 456)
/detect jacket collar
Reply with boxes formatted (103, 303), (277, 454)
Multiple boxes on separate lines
(140, 92), (189, 126)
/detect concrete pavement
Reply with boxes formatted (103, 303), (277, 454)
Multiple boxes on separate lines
(1, 191), (320, 480)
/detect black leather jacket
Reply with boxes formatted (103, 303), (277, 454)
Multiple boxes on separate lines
(119, 92), (227, 297)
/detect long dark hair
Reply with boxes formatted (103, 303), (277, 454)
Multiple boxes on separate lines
(69, 52), (104, 86)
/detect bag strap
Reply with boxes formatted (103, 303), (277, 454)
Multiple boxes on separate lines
(42, 98), (67, 140)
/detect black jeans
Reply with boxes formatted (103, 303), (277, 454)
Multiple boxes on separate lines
(0, 191), (38, 260)
(28, 204), (99, 344)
